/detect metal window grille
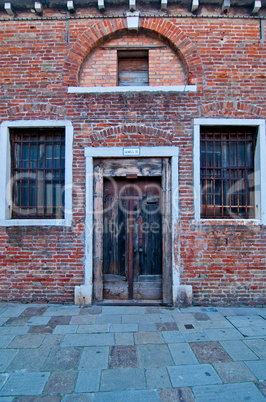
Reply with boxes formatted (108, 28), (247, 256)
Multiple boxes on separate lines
(10, 128), (65, 219)
(200, 126), (257, 219)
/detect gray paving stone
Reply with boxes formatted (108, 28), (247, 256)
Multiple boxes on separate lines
(213, 361), (257, 383)
(63, 395), (94, 402)
(13, 396), (61, 402)
(94, 390), (159, 401)
(182, 332), (211, 342)
(245, 360), (266, 380)
(79, 347), (109, 369)
(190, 341), (231, 363)
(145, 367), (171, 389)
(0, 397), (13, 402)
(243, 339), (266, 359)
(158, 388), (195, 402)
(255, 381), (266, 398)
(197, 320), (234, 329)
(167, 364), (222, 387)
(192, 382), (265, 402)
(176, 322), (202, 333)
(102, 306), (146, 315)
(80, 306), (102, 315)
(100, 368), (146, 391)
(156, 322), (178, 331)
(95, 315), (122, 324)
(172, 313), (197, 323)
(134, 332), (164, 344)
(0, 326), (30, 336)
(138, 323), (157, 332)
(0, 374), (9, 390)
(41, 347), (81, 371)
(220, 340), (259, 361)
(168, 343), (198, 365)
(75, 370), (101, 393)
(77, 324), (110, 334)
(0, 336), (14, 348)
(47, 316), (72, 327)
(204, 328), (243, 341)
(114, 333), (134, 345)
(6, 348), (50, 373)
(70, 315), (96, 325)
(39, 334), (64, 348)
(43, 306), (80, 316)
(4, 317), (29, 326)
(0, 349), (18, 371)
(27, 317), (50, 326)
(138, 344), (174, 367)
(193, 312), (210, 321)
(232, 307), (265, 316)
(1, 306), (27, 318)
(162, 331), (185, 343)
(0, 372), (50, 396)
(110, 324), (138, 333)
(226, 315), (265, 327)
(44, 370), (77, 394)
(237, 326), (266, 337)
(122, 314), (161, 324)
(0, 318), (8, 326)
(7, 334), (45, 349)
(53, 324), (78, 334)
(62, 333), (114, 347)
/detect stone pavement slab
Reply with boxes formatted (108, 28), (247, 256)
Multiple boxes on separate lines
(168, 343), (198, 365)
(243, 339), (266, 359)
(0, 303), (266, 401)
(192, 382), (265, 402)
(213, 361), (257, 383)
(245, 360), (266, 380)
(100, 368), (146, 391)
(220, 340), (259, 361)
(0, 372), (50, 396)
(167, 363), (222, 387)
(79, 347), (109, 370)
(189, 341), (231, 363)
(137, 344), (174, 367)
(145, 367), (171, 389)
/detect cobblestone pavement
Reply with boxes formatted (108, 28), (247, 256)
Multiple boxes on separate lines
(0, 303), (265, 401)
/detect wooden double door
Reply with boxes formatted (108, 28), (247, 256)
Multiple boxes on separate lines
(93, 158), (172, 304)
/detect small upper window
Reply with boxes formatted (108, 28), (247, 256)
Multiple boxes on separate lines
(200, 126), (257, 219)
(10, 128), (65, 219)
(117, 50), (149, 86)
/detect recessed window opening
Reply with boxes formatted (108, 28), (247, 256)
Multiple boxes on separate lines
(117, 50), (149, 86)
(200, 126), (257, 219)
(10, 127), (65, 219)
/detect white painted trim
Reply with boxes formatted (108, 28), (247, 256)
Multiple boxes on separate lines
(193, 118), (266, 225)
(0, 120), (73, 227)
(79, 146), (180, 305)
(68, 85), (197, 94)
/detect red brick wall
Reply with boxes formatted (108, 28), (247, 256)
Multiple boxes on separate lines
(0, 10), (265, 305)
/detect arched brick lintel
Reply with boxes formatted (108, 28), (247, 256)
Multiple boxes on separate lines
(62, 18), (205, 86)
(200, 101), (263, 118)
(89, 124), (173, 145)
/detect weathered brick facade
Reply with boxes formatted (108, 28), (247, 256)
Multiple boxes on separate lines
(0, 1), (265, 305)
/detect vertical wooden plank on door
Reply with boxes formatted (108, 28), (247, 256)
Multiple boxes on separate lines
(162, 158), (172, 304)
(93, 162), (103, 301)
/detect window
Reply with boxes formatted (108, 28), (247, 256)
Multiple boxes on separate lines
(118, 50), (149, 86)
(200, 126), (257, 219)
(193, 119), (266, 223)
(0, 120), (73, 226)
(10, 128), (65, 219)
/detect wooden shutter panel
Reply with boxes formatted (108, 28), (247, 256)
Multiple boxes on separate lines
(118, 50), (149, 86)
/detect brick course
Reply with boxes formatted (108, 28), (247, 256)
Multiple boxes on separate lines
(0, 8), (265, 305)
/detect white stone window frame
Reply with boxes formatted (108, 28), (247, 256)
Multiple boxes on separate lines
(0, 120), (73, 227)
(193, 118), (266, 225)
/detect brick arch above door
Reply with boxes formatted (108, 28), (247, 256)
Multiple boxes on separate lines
(89, 124), (174, 147)
(62, 19), (205, 87)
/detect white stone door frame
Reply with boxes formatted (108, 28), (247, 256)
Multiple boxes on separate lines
(75, 146), (185, 306)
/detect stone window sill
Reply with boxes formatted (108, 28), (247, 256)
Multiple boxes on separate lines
(68, 85), (197, 94)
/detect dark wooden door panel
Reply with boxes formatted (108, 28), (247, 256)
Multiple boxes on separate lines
(103, 176), (162, 300)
